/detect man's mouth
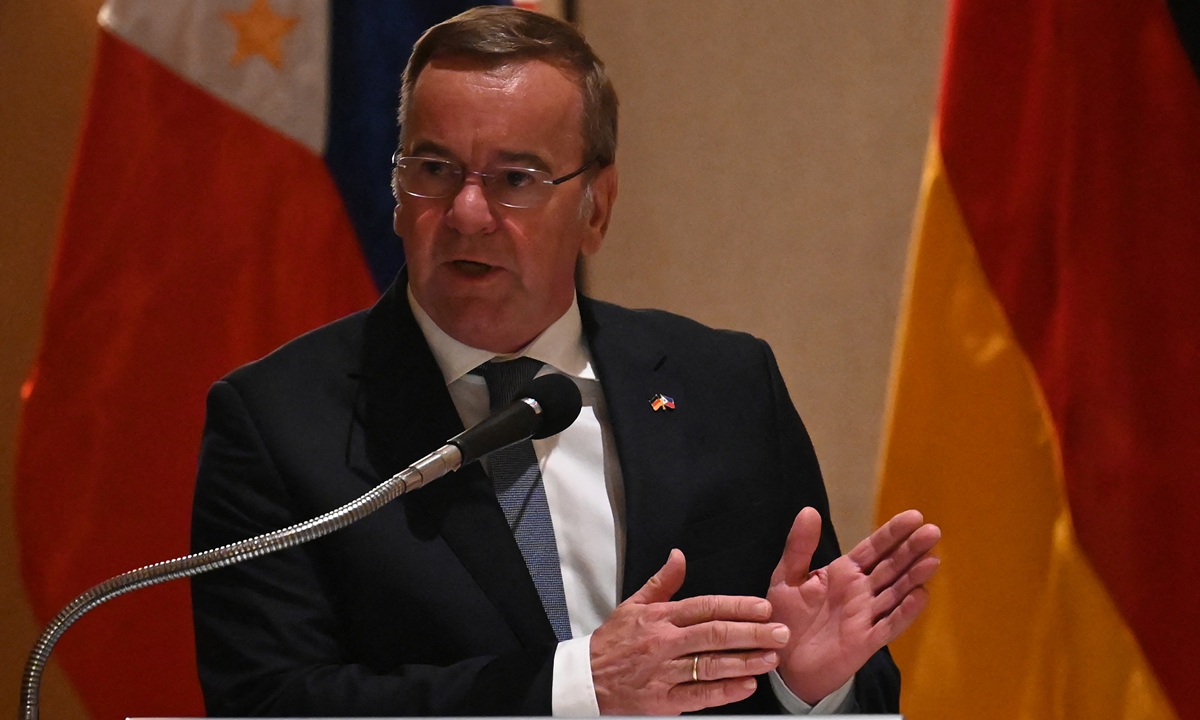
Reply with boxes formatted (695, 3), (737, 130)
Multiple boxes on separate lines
(449, 260), (495, 277)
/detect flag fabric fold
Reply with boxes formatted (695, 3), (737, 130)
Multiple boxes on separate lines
(877, 1), (1200, 719)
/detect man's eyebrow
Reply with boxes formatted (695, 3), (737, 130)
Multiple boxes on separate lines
(405, 143), (551, 172)
(495, 151), (550, 172)
(408, 141), (457, 160)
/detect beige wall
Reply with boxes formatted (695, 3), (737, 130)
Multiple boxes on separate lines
(581, 0), (947, 546)
(0, 1), (945, 716)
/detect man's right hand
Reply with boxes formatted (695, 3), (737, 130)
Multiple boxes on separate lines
(590, 549), (789, 715)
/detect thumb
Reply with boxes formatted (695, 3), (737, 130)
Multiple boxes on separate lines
(626, 548), (686, 605)
(771, 507), (822, 585)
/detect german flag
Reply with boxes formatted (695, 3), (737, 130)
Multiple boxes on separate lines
(876, 1), (1200, 718)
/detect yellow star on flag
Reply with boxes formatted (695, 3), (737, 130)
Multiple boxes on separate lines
(223, 0), (299, 69)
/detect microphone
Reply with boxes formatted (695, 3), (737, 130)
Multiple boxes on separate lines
(19, 373), (583, 720)
(396, 371), (582, 492)
(450, 372), (583, 466)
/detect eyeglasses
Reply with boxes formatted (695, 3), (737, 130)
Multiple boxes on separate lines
(392, 153), (595, 209)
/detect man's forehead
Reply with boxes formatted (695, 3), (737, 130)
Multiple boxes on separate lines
(404, 56), (586, 162)
(421, 53), (578, 83)
(411, 56), (583, 108)
(424, 54), (529, 81)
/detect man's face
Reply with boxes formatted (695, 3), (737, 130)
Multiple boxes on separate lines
(394, 57), (617, 353)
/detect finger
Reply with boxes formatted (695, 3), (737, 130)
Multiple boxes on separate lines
(627, 548), (686, 605)
(867, 523), (942, 593)
(676, 619), (791, 655)
(847, 509), (924, 572)
(678, 650), (781, 684)
(666, 594), (773, 626)
(770, 506), (822, 585)
(871, 555), (940, 620)
(667, 676), (760, 713)
(869, 585), (931, 648)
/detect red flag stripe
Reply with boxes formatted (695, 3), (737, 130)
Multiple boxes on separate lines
(16, 31), (376, 720)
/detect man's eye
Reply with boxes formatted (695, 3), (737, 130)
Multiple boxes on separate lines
(420, 160), (449, 178)
(499, 169), (537, 188)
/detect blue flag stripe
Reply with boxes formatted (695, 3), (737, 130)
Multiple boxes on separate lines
(324, 0), (506, 292)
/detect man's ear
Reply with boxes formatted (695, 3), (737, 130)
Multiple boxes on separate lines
(581, 163), (618, 256)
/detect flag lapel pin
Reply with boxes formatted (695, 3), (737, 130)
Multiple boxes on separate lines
(649, 393), (676, 412)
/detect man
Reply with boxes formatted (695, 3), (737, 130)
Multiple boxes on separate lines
(191, 7), (940, 716)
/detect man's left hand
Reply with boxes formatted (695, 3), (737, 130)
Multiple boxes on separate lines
(767, 507), (941, 705)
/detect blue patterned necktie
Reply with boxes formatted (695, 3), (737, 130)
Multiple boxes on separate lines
(473, 358), (573, 642)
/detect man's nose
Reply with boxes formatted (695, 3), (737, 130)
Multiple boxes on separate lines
(445, 177), (497, 235)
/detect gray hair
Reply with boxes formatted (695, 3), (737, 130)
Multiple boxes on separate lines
(397, 6), (618, 168)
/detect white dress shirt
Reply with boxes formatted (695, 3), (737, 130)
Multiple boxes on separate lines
(407, 288), (852, 715)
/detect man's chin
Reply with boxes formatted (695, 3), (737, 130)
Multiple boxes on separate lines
(421, 290), (533, 353)
(440, 314), (537, 354)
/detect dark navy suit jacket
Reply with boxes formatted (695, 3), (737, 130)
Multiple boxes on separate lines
(190, 277), (900, 715)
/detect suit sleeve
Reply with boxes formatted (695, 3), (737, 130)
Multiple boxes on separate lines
(190, 379), (555, 716)
(760, 339), (902, 714)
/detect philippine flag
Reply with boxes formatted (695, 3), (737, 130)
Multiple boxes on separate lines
(16, 2), (494, 719)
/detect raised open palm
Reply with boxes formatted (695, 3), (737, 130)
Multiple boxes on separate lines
(767, 507), (941, 704)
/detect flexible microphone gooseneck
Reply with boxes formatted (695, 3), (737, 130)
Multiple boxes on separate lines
(18, 373), (583, 720)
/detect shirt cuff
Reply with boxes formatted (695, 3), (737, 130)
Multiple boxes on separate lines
(551, 633), (600, 717)
(768, 670), (856, 715)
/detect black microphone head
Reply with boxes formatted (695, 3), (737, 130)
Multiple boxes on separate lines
(522, 373), (583, 439)
(447, 372), (584, 467)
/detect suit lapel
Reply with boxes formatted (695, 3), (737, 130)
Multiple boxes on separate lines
(581, 299), (689, 600)
(348, 276), (557, 648)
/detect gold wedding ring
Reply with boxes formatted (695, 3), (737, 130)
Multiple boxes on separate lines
(692, 654), (700, 682)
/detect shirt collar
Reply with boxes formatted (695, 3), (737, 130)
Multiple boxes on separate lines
(407, 285), (596, 385)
